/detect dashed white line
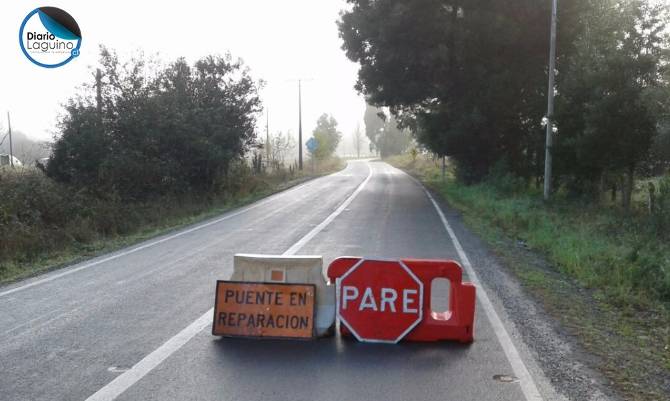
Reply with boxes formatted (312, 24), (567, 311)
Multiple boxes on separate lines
(0, 172), (330, 299)
(283, 166), (373, 256)
(84, 163), (373, 401)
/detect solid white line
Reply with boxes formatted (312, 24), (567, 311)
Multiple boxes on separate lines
(85, 311), (214, 401)
(0, 172), (329, 299)
(84, 163), (373, 401)
(283, 166), (373, 256)
(406, 173), (543, 401)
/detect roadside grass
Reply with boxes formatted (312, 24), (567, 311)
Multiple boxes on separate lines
(388, 154), (670, 401)
(0, 158), (344, 285)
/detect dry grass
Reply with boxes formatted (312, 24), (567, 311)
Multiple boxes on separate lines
(0, 158), (344, 284)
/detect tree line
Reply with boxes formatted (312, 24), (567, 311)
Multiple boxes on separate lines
(339, 0), (670, 207)
(365, 104), (413, 158)
(47, 47), (262, 201)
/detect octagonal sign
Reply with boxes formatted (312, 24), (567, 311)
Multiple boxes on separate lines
(336, 259), (424, 343)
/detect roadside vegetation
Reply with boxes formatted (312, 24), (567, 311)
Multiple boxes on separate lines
(340, 1), (670, 397)
(0, 47), (344, 284)
(390, 155), (670, 308)
(389, 153), (670, 400)
(339, 0), (670, 205)
(0, 161), (342, 284)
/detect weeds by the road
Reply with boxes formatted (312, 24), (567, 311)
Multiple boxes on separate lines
(390, 154), (670, 308)
(0, 158), (344, 284)
(388, 154), (670, 401)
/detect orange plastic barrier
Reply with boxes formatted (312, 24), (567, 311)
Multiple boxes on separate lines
(327, 257), (476, 343)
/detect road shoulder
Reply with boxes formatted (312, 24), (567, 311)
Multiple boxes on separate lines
(0, 165), (344, 288)
(390, 159), (632, 401)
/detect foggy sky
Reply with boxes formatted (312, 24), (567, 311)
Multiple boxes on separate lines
(0, 0), (366, 154)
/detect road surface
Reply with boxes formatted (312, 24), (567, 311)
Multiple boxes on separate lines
(0, 160), (562, 401)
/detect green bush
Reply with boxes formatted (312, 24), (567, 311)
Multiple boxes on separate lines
(651, 175), (670, 236)
(485, 161), (525, 195)
(0, 169), (113, 262)
(47, 49), (262, 201)
(0, 158), (343, 282)
(390, 155), (670, 308)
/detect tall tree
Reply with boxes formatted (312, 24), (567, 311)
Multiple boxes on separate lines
(555, 0), (669, 207)
(340, 0), (552, 181)
(48, 47), (262, 200)
(364, 104), (411, 158)
(364, 104), (384, 156)
(340, 0), (669, 192)
(311, 114), (342, 160)
(353, 123), (364, 158)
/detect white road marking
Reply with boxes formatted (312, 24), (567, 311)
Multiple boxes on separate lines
(0, 170), (337, 299)
(2, 178), (328, 341)
(84, 163), (373, 401)
(406, 172), (543, 401)
(283, 166), (373, 256)
(86, 311), (213, 401)
(107, 367), (130, 373)
(114, 190), (316, 287)
(1, 307), (80, 339)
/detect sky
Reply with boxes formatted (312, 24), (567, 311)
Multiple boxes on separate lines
(0, 0), (368, 155)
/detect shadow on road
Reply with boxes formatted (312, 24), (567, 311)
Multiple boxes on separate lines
(202, 334), (477, 400)
(212, 333), (471, 370)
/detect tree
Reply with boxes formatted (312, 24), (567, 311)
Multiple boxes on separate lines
(353, 123), (364, 158)
(48, 47), (262, 200)
(364, 104), (384, 156)
(647, 62), (670, 176)
(382, 116), (411, 157)
(311, 114), (342, 160)
(340, 0), (553, 181)
(269, 131), (295, 168)
(554, 0), (669, 208)
(48, 101), (109, 188)
(650, 122), (670, 174)
(340, 0), (670, 193)
(364, 104), (411, 158)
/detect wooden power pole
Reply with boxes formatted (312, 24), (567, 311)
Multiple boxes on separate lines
(7, 111), (13, 167)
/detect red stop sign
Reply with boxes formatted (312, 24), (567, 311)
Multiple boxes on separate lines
(336, 259), (424, 343)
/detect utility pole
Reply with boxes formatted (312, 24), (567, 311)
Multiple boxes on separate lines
(442, 156), (446, 181)
(7, 111), (13, 168)
(266, 108), (270, 164)
(286, 78), (312, 169)
(543, 0), (558, 201)
(95, 68), (103, 116)
(298, 79), (303, 170)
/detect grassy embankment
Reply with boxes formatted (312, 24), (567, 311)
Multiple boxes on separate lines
(0, 158), (344, 285)
(388, 154), (669, 401)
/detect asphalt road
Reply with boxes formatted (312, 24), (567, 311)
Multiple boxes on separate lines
(0, 160), (564, 401)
